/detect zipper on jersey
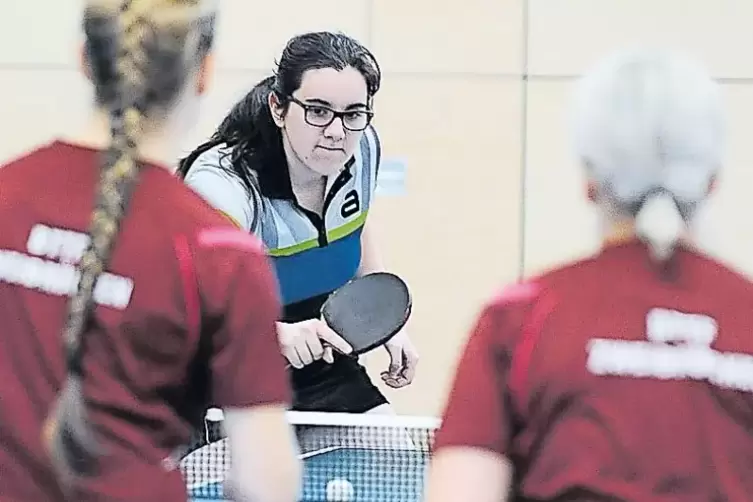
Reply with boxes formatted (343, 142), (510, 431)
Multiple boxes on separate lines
(296, 168), (353, 247)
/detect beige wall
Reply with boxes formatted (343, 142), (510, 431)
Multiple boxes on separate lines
(3, 0), (753, 417)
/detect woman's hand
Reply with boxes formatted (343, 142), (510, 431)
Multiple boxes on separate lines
(381, 329), (419, 388)
(277, 320), (353, 368)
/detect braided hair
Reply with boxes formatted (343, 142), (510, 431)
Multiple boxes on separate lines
(44, 0), (216, 480)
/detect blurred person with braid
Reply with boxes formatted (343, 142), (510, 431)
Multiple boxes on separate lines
(427, 49), (753, 502)
(0, 1), (301, 501)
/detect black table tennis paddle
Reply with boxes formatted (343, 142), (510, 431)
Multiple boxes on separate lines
(321, 271), (412, 355)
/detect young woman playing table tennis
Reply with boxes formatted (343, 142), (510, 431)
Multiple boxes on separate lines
(427, 49), (753, 502)
(179, 32), (419, 415)
(0, 1), (300, 501)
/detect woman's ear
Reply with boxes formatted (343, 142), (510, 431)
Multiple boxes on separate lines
(583, 160), (599, 203)
(79, 43), (92, 82)
(196, 52), (215, 95)
(587, 180), (598, 203)
(708, 174), (718, 195)
(268, 92), (285, 127)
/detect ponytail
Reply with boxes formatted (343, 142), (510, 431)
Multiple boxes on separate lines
(45, 0), (152, 478)
(178, 75), (284, 193)
(635, 191), (686, 261)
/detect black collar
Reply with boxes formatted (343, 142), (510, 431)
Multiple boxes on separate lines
(256, 155), (294, 199)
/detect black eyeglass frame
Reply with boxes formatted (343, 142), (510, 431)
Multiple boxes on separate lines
(288, 96), (374, 132)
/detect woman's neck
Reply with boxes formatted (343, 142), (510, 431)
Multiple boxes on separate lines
(603, 219), (637, 247)
(62, 111), (180, 171)
(601, 217), (694, 250)
(288, 159), (324, 192)
(289, 165), (326, 213)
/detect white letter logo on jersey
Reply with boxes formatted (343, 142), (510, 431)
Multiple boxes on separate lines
(586, 308), (753, 392)
(0, 224), (134, 309)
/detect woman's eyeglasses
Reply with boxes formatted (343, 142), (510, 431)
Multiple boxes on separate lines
(289, 96), (373, 132)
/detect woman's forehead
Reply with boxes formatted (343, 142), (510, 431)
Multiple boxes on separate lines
(296, 67), (368, 108)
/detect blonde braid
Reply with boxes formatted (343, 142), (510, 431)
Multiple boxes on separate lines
(46, 0), (152, 479)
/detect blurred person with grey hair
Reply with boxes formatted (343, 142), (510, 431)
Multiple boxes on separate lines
(425, 49), (753, 502)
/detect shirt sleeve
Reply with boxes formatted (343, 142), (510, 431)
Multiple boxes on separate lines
(194, 227), (290, 409)
(434, 301), (515, 455)
(183, 147), (256, 232)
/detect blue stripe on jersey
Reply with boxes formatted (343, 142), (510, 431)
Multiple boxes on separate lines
(273, 227), (363, 305)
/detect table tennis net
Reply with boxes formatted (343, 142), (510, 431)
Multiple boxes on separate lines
(181, 409), (439, 501)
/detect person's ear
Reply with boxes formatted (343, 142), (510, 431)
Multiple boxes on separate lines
(586, 179), (598, 203)
(708, 174), (718, 195)
(196, 52), (215, 95)
(268, 92), (285, 127)
(79, 44), (92, 82)
(581, 160), (599, 202)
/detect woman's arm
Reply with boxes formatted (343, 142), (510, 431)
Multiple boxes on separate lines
(425, 448), (512, 502)
(196, 227), (301, 502)
(224, 405), (302, 502)
(357, 221), (419, 388)
(427, 297), (524, 502)
(357, 220), (386, 275)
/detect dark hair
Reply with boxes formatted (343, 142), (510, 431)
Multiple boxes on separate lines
(177, 31), (381, 191)
(43, 0), (215, 479)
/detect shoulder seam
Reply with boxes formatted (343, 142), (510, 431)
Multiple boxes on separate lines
(173, 234), (201, 343)
(491, 280), (540, 306)
(197, 227), (264, 253)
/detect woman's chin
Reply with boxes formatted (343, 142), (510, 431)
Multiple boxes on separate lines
(308, 158), (346, 177)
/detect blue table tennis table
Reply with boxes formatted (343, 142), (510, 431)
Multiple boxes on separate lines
(189, 446), (429, 502)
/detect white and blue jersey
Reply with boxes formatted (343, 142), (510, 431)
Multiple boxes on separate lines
(183, 126), (387, 413)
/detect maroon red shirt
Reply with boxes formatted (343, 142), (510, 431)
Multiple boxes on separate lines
(436, 241), (753, 502)
(0, 141), (291, 501)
